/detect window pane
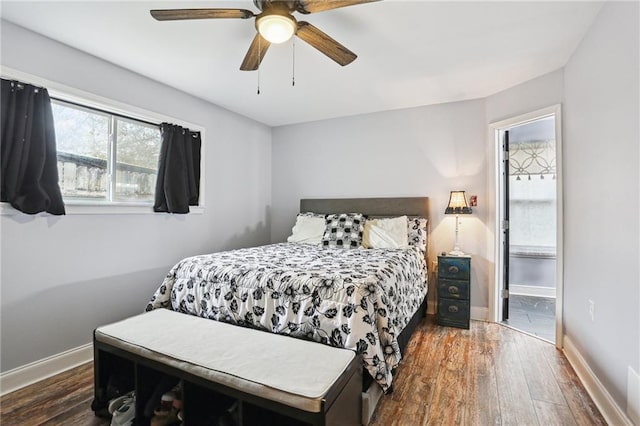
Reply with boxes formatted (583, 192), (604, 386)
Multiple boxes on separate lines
(114, 118), (161, 202)
(509, 176), (557, 250)
(52, 101), (109, 201)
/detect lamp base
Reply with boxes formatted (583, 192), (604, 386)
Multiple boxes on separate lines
(449, 249), (466, 256)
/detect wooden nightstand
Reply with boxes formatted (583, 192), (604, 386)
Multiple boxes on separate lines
(437, 255), (471, 329)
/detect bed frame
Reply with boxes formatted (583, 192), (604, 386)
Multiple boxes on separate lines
(300, 197), (430, 424)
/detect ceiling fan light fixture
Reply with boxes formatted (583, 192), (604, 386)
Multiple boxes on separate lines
(257, 14), (296, 44)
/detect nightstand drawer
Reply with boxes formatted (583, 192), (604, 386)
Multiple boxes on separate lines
(437, 299), (470, 328)
(438, 257), (470, 280)
(437, 279), (470, 300)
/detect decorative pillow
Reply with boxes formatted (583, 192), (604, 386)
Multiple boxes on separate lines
(407, 217), (428, 256)
(363, 216), (409, 249)
(287, 212), (326, 244)
(298, 212), (325, 219)
(322, 213), (365, 248)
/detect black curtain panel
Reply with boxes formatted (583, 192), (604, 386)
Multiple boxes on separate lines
(154, 123), (201, 213)
(0, 79), (65, 215)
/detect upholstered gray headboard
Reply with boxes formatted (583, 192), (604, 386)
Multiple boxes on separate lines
(300, 197), (429, 218)
(299, 197), (430, 260)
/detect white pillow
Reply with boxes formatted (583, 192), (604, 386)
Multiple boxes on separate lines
(363, 216), (409, 249)
(287, 214), (326, 244)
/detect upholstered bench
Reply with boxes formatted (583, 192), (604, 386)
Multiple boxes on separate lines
(93, 309), (362, 425)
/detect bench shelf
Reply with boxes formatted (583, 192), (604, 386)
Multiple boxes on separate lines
(92, 311), (362, 426)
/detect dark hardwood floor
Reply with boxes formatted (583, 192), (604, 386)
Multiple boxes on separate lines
(1, 317), (605, 426)
(370, 318), (605, 425)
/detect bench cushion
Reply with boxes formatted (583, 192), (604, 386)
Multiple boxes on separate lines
(95, 309), (356, 413)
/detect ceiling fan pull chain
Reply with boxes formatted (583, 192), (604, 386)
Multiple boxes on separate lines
(292, 37), (296, 87)
(257, 36), (261, 95)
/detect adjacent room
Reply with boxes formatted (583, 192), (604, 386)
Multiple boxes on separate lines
(1, 1), (638, 425)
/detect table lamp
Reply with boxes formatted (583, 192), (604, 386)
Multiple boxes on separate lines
(445, 190), (472, 256)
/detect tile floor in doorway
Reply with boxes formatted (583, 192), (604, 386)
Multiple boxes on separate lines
(504, 294), (556, 343)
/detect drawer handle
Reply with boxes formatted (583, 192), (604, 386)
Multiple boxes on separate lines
(448, 286), (459, 294)
(448, 305), (459, 313)
(448, 266), (459, 274)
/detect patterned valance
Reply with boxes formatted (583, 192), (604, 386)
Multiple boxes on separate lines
(509, 139), (556, 180)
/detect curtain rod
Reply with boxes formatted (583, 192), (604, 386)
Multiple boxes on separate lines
(2, 77), (159, 127)
(2, 71), (203, 134)
(51, 96), (159, 128)
(1, 77), (45, 92)
(50, 97), (201, 136)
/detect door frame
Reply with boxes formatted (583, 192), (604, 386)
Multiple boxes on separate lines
(489, 104), (564, 348)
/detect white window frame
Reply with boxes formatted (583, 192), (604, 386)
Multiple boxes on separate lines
(0, 66), (205, 215)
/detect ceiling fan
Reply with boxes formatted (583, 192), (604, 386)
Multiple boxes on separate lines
(150, 0), (379, 71)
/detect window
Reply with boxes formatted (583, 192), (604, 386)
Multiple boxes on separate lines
(507, 118), (557, 256)
(509, 176), (557, 255)
(52, 99), (161, 204)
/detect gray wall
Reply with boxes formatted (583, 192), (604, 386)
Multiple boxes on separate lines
(271, 99), (489, 313)
(563, 1), (639, 411)
(0, 22), (272, 372)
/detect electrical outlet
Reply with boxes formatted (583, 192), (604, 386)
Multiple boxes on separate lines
(588, 299), (595, 321)
(431, 261), (438, 270)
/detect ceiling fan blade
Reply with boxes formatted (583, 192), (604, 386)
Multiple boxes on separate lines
(240, 33), (271, 71)
(295, 0), (380, 14)
(150, 9), (255, 21)
(296, 21), (357, 66)
(253, 0), (269, 12)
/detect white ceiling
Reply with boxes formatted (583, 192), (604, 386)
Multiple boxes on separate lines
(1, 1), (603, 126)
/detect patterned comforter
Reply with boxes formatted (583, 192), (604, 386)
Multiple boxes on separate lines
(146, 243), (427, 392)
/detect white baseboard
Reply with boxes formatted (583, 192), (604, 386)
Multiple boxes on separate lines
(0, 343), (93, 396)
(471, 307), (489, 321)
(628, 366), (640, 425)
(563, 336), (633, 426)
(510, 284), (556, 298)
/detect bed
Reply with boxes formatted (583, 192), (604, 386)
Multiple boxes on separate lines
(146, 197), (429, 400)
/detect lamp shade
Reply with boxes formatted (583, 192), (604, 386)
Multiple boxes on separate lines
(257, 14), (296, 44)
(445, 191), (472, 214)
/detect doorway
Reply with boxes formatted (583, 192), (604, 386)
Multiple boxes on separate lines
(491, 105), (563, 347)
